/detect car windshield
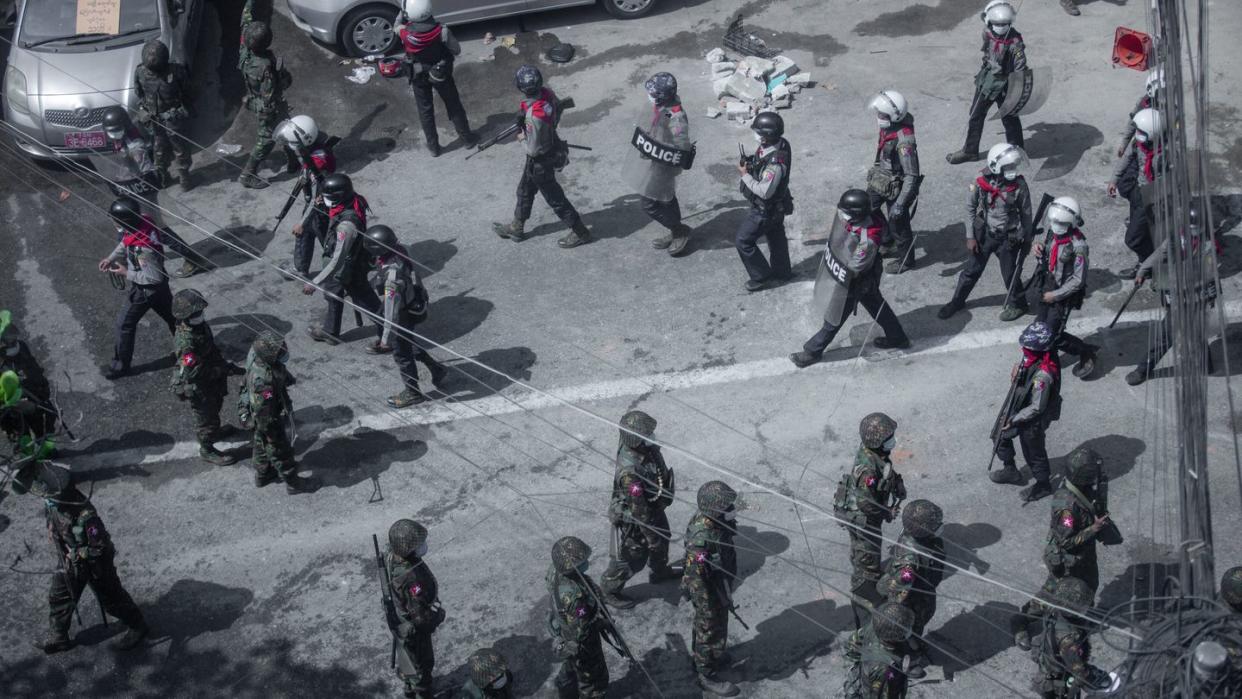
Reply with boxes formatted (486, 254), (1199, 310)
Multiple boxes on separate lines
(19, 0), (159, 48)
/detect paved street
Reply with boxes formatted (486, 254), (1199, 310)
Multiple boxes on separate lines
(1, 0), (1241, 696)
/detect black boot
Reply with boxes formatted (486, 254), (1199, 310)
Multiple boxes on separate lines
(873, 336), (911, 350)
(603, 591), (637, 609)
(946, 149), (983, 165)
(114, 622), (149, 650)
(1022, 480), (1055, 503)
(558, 221), (592, 249)
(989, 462), (1023, 485)
(937, 298), (965, 320)
(34, 633), (74, 654)
(254, 469), (280, 488)
(790, 351), (821, 368)
(696, 671), (739, 697)
(284, 472), (319, 494)
(200, 445), (237, 466)
(1072, 347), (1098, 379)
(1010, 614), (1032, 651)
(388, 389), (428, 409)
(238, 157), (268, 189)
(493, 219), (525, 241)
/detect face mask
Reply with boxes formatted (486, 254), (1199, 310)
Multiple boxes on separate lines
(1002, 169), (1018, 182)
(1050, 221), (1071, 235)
(277, 352), (289, 365)
(415, 542), (429, 558)
(753, 132), (764, 144)
(876, 116), (891, 128)
(106, 129), (125, 140)
(491, 674), (508, 690)
(882, 435), (896, 452)
(990, 23), (1010, 36)
(838, 209), (854, 223)
(323, 196), (339, 207)
(1134, 131), (1149, 144)
(647, 94), (658, 104)
(576, 561), (590, 574)
(187, 315), (205, 326)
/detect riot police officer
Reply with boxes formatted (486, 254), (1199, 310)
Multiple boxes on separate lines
(624, 72), (694, 256)
(492, 66), (591, 248)
(398, 0), (476, 157)
(305, 174), (383, 345)
(363, 225), (447, 408)
(991, 321), (1061, 502)
(734, 112), (793, 291)
(279, 115), (339, 278)
(132, 38), (194, 189)
(1108, 108), (1165, 278)
(791, 189), (909, 368)
(939, 143), (1033, 321)
(947, 1), (1027, 164)
(865, 90), (922, 274)
(1030, 197), (1097, 378)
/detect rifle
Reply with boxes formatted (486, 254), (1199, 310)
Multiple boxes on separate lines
(987, 363), (1027, 471)
(272, 172), (308, 235)
(51, 536), (84, 628)
(466, 98), (577, 160)
(713, 578), (750, 630)
(1003, 193), (1054, 308)
(1108, 282), (1142, 329)
(372, 534), (401, 668)
(594, 587), (636, 661)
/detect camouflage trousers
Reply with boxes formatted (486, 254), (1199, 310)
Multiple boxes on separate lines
(600, 512), (671, 595)
(144, 116), (193, 173)
(553, 632), (608, 699)
(848, 523), (884, 628)
(250, 105), (290, 163)
(684, 576), (728, 674)
(397, 628), (434, 698)
(49, 554), (145, 637)
(186, 383), (225, 449)
(252, 421), (296, 478)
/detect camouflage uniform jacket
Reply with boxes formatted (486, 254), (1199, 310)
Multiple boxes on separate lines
(844, 631), (908, 699)
(241, 52), (285, 116)
(171, 323), (231, 398)
(238, 354), (291, 432)
(1038, 616), (1093, 693)
(608, 444), (672, 528)
(46, 488), (113, 563)
(545, 565), (603, 655)
(133, 63), (192, 122)
(388, 554), (443, 633)
(680, 513), (736, 601)
(1043, 487), (1099, 579)
(967, 170), (1032, 240)
(840, 446), (900, 527)
(879, 532), (945, 605)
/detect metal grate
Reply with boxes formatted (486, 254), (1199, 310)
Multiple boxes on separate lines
(43, 106), (113, 129)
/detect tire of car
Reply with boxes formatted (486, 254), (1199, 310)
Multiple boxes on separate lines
(339, 4), (400, 57)
(601, 0), (657, 20)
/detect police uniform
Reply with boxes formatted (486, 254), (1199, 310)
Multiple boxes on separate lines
(511, 87), (589, 246)
(867, 114), (921, 267)
(802, 213), (908, 359)
(947, 168), (1033, 313)
(103, 216), (176, 377)
(996, 354), (1060, 486)
(372, 250), (444, 396)
(958, 27), (1027, 156)
(311, 202), (383, 340)
(399, 16), (474, 152)
(291, 136), (338, 277)
(1129, 231), (1218, 382)
(1111, 135), (1164, 266)
(623, 99), (692, 248)
(1033, 226), (1095, 363)
(388, 552), (444, 698)
(735, 139), (793, 284)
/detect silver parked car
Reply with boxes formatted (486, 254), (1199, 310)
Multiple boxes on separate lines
(287, 0), (659, 58)
(3, 0), (204, 159)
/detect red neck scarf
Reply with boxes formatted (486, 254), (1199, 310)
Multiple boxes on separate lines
(122, 215), (162, 250)
(1048, 228), (1082, 273)
(1022, 348), (1060, 377)
(1138, 140), (1160, 182)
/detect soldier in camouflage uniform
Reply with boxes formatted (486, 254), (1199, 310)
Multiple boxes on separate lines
(11, 461), (148, 654)
(1221, 567), (1242, 614)
(459, 647), (513, 698)
(387, 519), (446, 698)
(238, 19), (290, 189)
(546, 536), (609, 699)
(237, 332), (316, 493)
(876, 499), (945, 678)
(834, 413), (906, 631)
(170, 290), (240, 466)
(0, 311), (58, 458)
(842, 601), (915, 699)
(132, 38), (194, 190)
(1011, 447), (1113, 650)
(865, 90), (922, 274)
(681, 481), (741, 696)
(1034, 577), (1110, 698)
(600, 410), (678, 609)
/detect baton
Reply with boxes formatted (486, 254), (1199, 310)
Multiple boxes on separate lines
(1108, 283), (1143, 329)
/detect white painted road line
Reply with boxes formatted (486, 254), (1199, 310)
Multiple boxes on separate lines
(73, 300), (1241, 470)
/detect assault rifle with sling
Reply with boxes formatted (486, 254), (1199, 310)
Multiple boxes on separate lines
(467, 98), (586, 159)
(372, 533), (400, 668)
(273, 136), (341, 235)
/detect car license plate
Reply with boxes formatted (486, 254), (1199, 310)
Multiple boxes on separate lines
(64, 131), (107, 149)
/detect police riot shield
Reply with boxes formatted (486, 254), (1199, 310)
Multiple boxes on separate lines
(993, 68), (1050, 119)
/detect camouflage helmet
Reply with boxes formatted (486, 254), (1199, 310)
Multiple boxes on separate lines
(243, 21), (272, 51)
(1019, 321), (1054, 352)
(551, 536), (591, 574)
(1053, 576), (1094, 614)
(619, 410), (657, 449)
(12, 461), (72, 498)
(467, 647), (510, 688)
(388, 519), (428, 558)
(252, 331), (287, 365)
(697, 480), (738, 515)
(141, 38), (169, 71)
(859, 412), (897, 450)
(1066, 446), (1103, 488)
(1221, 566), (1242, 612)
(902, 499), (944, 540)
(171, 289), (209, 321)
(872, 602), (915, 644)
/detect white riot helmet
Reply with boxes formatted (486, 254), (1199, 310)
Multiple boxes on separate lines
(868, 90), (907, 127)
(982, 0), (1016, 34)
(403, 0), (433, 22)
(275, 115), (319, 148)
(1046, 196), (1083, 235)
(1132, 108), (1163, 143)
(986, 143), (1028, 181)
(1145, 67), (1165, 99)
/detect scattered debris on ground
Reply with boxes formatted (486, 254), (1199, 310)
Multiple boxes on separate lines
(704, 45), (812, 124)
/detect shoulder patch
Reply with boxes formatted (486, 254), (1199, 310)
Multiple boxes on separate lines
(181, 353), (197, 367)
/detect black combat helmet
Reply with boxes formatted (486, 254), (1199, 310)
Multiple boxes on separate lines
(101, 106), (132, 140)
(109, 196), (144, 231)
(515, 65), (543, 97)
(751, 111), (784, 141)
(1066, 447), (1103, 488)
(363, 225), (400, 258)
(838, 189), (872, 223)
(322, 173), (354, 203)
(1221, 566), (1242, 612)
